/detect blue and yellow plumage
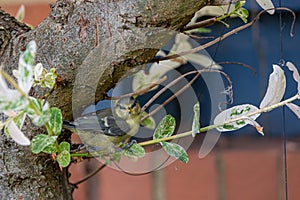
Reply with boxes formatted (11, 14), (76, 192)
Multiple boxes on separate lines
(63, 97), (142, 152)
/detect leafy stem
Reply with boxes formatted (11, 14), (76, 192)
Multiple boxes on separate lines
(0, 110), (25, 130)
(139, 94), (299, 147)
(70, 152), (95, 157)
(0, 70), (27, 96)
(0, 69), (58, 148)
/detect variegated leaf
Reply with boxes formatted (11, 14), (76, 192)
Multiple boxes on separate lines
(214, 104), (260, 132)
(286, 103), (300, 118)
(286, 62), (300, 94)
(260, 65), (286, 108)
(256, 0), (275, 14)
(6, 122), (30, 146)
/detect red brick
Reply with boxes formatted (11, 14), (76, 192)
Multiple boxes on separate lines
(165, 151), (217, 200)
(223, 150), (279, 200)
(1, 4), (51, 27)
(99, 160), (152, 200)
(287, 151), (300, 200)
(69, 160), (89, 200)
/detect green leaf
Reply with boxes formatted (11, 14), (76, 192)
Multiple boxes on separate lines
(186, 28), (212, 34)
(31, 111), (51, 127)
(5, 121), (30, 146)
(18, 41), (36, 93)
(13, 112), (26, 128)
(235, 0), (246, 9)
(110, 152), (122, 163)
(0, 96), (28, 111)
(235, 8), (249, 23)
(25, 97), (46, 116)
(49, 108), (62, 136)
(34, 63), (44, 81)
(161, 142), (189, 163)
(192, 103), (200, 137)
(123, 143), (145, 160)
(140, 112), (156, 130)
(44, 71), (57, 89)
(21, 41), (36, 65)
(30, 134), (58, 154)
(153, 115), (176, 140)
(59, 141), (70, 152)
(57, 150), (71, 168)
(26, 98), (51, 126)
(42, 144), (57, 154)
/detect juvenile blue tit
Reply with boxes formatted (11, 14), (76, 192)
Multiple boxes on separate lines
(63, 97), (141, 152)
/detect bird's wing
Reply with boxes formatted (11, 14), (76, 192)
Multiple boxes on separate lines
(74, 109), (130, 137)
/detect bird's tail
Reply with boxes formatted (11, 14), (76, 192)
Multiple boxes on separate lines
(63, 120), (76, 132)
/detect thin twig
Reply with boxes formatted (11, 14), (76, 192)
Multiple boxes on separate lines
(71, 163), (107, 186)
(108, 75), (167, 100)
(217, 61), (256, 75)
(141, 68), (232, 121)
(142, 72), (200, 121)
(141, 70), (199, 113)
(183, 17), (217, 31)
(153, 8), (295, 63)
(183, 33), (215, 40)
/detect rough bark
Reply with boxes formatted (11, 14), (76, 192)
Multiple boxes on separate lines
(0, 0), (227, 199)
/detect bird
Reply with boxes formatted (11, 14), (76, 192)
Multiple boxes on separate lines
(63, 97), (142, 153)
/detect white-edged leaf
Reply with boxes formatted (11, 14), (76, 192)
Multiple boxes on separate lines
(0, 89), (21, 102)
(6, 122), (30, 146)
(34, 63), (44, 81)
(214, 104), (260, 132)
(49, 107), (63, 136)
(132, 33), (222, 92)
(30, 134), (58, 154)
(0, 70), (8, 92)
(170, 34), (222, 70)
(132, 57), (180, 92)
(123, 143), (145, 161)
(57, 151), (71, 168)
(15, 4), (25, 22)
(140, 112), (156, 130)
(44, 71), (57, 89)
(286, 62), (300, 93)
(161, 141), (189, 163)
(192, 103), (200, 137)
(0, 72), (21, 100)
(286, 103), (300, 118)
(244, 117), (264, 136)
(260, 65), (286, 108)
(153, 115), (176, 140)
(0, 95), (28, 111)
(12, 69), (20, 79)
(3, 110), (18, 117)
(189, 5), (235, 25)
(18, 41), (36, 94)
(7, 111), (26, 129)
(256, 0), (275, 14)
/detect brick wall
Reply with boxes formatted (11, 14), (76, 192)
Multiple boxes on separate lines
(69, 144), (300, 200)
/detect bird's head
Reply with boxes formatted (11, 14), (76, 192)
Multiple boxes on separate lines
(115, 97), (141, 119)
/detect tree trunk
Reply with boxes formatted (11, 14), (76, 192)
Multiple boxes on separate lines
(0, 0), (227, 198)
